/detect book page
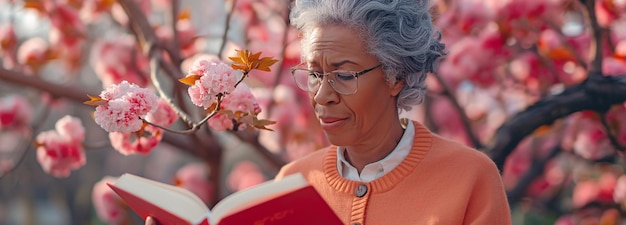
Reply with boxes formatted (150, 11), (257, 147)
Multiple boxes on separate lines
(114, 174), (210, 224)
(211, 173), (308, 222)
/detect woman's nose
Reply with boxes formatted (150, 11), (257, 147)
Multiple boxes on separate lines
(313, 77), (339, 105)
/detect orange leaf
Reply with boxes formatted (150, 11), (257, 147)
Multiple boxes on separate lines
(24, 1), (46, 14)
(248, 51), (262, 63)
(83, 95), (107, 106)
(178, 8), (191, 20)
(533, 125), (552, 137)
(231, 64), (248, 71)
(33, 141), (44, 148)
(179, 75), (202, 85)
(253, 118), (276, 131)
(255, 57), (279, 72)
(205, 102), (218, 113)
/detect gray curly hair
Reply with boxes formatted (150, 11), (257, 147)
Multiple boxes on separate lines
(290, 0), (446, 112)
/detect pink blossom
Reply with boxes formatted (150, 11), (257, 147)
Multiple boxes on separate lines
(48, 4), (85, 39)
(94, 81), (158, 133)
(602, 42), (626, 75)
(81, 0), (117, 22)
(208, 83), (262, 131)
(174, 163), (214, 204)
(208, 113), (234, 131)
(438, 24), (510, 87)
(0, 95), (32, 130)
(222, 83), (261, 115)
(227, 161), (266, 192)
(573, 180), (600, 208)
(561, 112), (617, 160)
(92, 176), (127, 224)
(186, 60), (238, 109)
(91, 37), (149, 88)
(554, 215), (575, 225)
(0, 24), (17, 68)
(55, 115), (85, 143)
(614, 175), (626, 203)
(108, 127), (162, 155)
(17, 37), (53, 73)
(145, 99), (178, 127)
(36, 130), (86, 178)
(48, 27), (85, 72)
(155, 19), (200, 58)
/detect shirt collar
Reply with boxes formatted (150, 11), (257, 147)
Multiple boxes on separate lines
(336, 121), (415, 182)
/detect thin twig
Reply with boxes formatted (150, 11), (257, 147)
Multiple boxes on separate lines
(598, 111), (626, 151)
(266, 6), (291, 117)
(0, 105), (51, 180)
(149, 58), (194, 127)
(582, 0), (604, 74)
(142, 107), (219, 135)
(544, 20), (588, 70)
(218, 0), (238, 58)
(506, 145), (562, 205)
(169, 0), (183, 65)
(431, 72), (483, 149)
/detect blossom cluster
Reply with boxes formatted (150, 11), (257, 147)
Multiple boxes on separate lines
(109, 99), (178, 155)
(186, 59), (238, 109)
(93, 81), (159, 133)
(209, 83), (261, 131)
(35, 115), (86, 178)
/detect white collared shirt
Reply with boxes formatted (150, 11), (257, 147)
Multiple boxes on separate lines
(336, 121), (415, 182)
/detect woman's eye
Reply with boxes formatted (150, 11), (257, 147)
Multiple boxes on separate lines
(308, 72), (322, 79)
(335, 73), (355, 81)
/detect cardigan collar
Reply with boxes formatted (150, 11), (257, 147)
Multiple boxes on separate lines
(323, 120), (433, 193)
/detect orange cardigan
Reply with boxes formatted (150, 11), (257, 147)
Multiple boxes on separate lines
(276, 121), (512, 225)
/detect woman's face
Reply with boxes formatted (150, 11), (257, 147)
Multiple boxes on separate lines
(302, 25), (402, 147)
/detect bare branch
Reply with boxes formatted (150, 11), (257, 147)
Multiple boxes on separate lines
(487, 74), (626, 171)
(0, 67), (97, 101)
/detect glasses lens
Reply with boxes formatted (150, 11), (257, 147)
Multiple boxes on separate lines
(293, 69), (320, 92)
(331, 72), (357, 95)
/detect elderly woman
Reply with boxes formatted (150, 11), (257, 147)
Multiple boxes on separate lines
(146, 0), (511, 224)
(274, 0), (512, 224)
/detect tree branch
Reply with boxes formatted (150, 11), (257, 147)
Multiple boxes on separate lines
(431, 72), (483, 149)
(487, 74), (626, 171)
(0, 67), (97, 101)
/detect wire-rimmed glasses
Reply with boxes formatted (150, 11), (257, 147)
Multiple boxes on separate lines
(290, 64), (382, 95)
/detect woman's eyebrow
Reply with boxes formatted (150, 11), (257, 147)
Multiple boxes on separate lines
(330, 60), (357, 68)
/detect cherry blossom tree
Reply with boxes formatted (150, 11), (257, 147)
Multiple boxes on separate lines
(0, 0), (625, 224)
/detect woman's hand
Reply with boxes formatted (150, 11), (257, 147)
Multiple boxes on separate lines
(145, 216), (156, 225)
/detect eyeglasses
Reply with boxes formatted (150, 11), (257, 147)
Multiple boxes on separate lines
(290, 64), (382, 95)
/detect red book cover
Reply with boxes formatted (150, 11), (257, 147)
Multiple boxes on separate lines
(107, 173), (342, 225)
(108, 183), (210, 225)
(218, 186), (342, 225)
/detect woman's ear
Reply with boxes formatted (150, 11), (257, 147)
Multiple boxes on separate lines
(389, 80), (404, 97)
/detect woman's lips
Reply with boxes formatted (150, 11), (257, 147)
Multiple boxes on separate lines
(319, 117), (347, 130)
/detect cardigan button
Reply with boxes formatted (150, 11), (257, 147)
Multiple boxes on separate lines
(354, 184), (368, 197)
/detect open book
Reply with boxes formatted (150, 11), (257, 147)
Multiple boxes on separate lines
(107, 173), (343, 225)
